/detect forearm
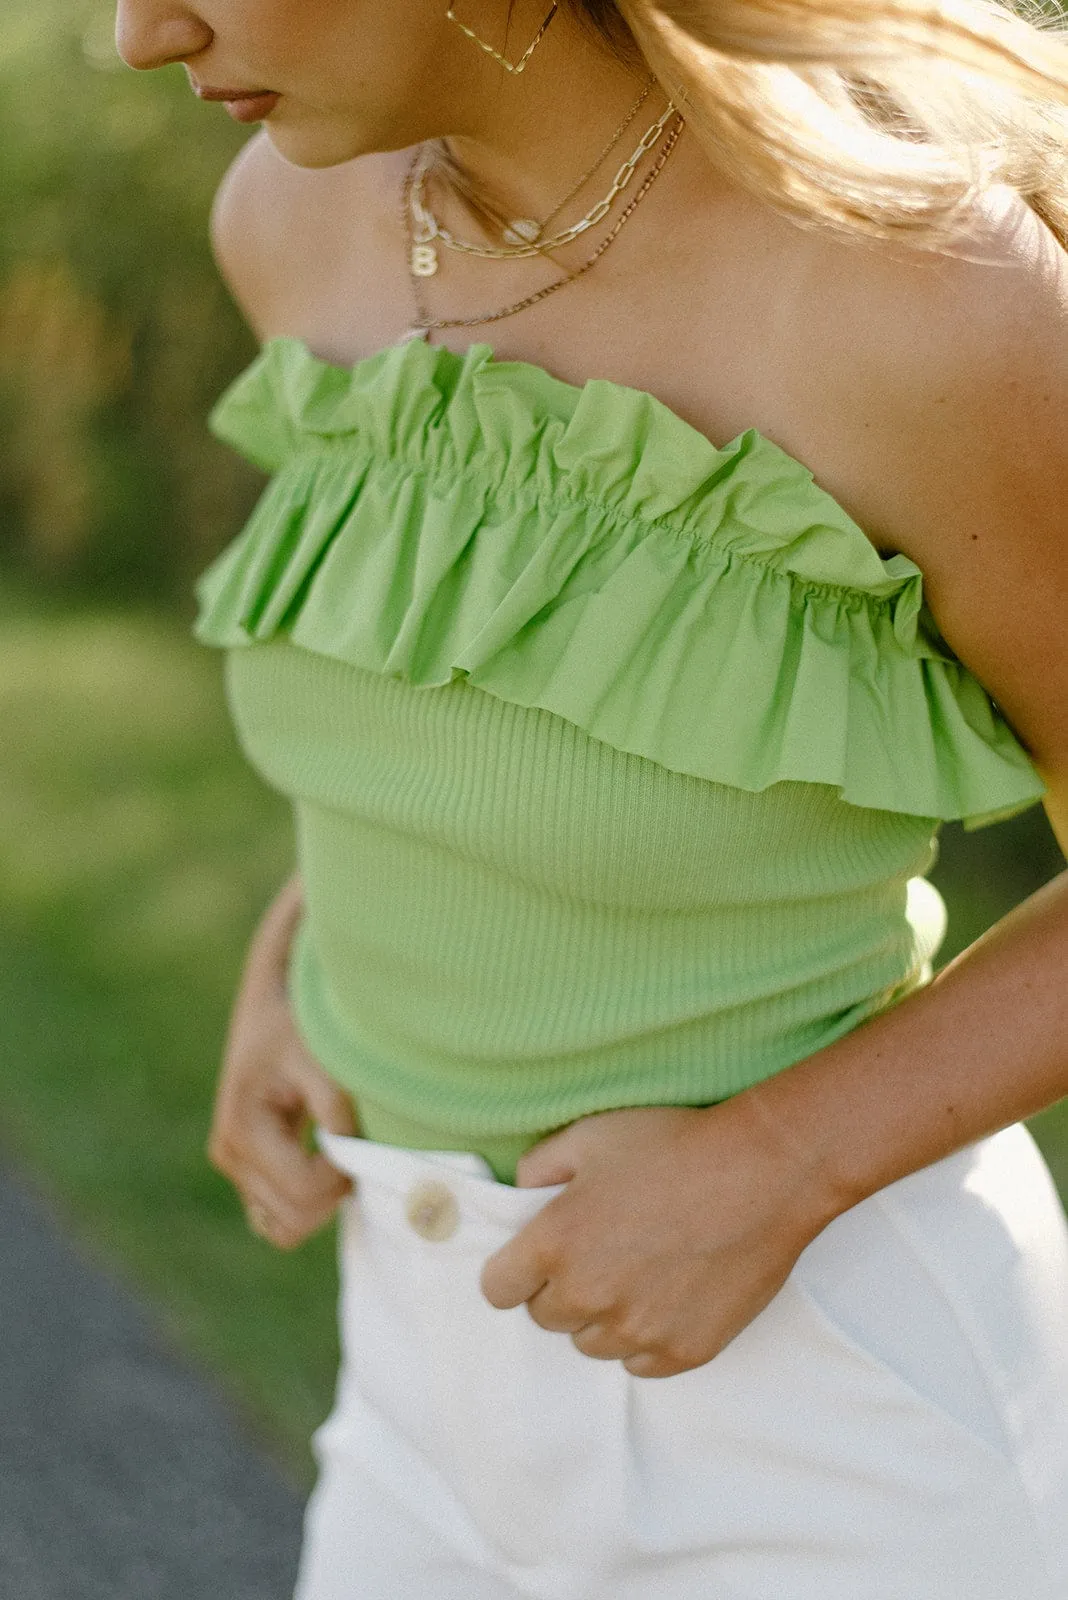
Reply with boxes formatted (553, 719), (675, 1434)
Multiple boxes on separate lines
(736, 866), (1068, 1220)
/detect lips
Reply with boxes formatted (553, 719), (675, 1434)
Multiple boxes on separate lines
(221, 92), (280, 122)
(192, 84), (281, 121)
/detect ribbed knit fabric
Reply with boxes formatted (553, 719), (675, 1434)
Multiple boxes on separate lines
(193, 336), (1046, 1181)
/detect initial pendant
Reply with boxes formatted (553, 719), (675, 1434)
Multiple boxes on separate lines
(410, 243), (439, 278)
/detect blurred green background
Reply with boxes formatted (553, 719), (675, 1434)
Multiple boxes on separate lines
(1, 1), (1065, 1489)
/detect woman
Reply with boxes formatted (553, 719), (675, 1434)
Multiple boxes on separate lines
(116, 2), (1068, 1595)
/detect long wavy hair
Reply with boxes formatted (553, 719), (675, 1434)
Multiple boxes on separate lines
(440, 0), (1068, 255)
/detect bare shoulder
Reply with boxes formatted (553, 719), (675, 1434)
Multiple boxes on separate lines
(210, 133), (403, 346)
(832, 184), (1065, 404)
(820, 185), (1065, 563)
(781, 186), (1066, 553)
(809, 186), (1068, 790)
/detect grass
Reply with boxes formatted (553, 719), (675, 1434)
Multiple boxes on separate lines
(0, 583), (333, 1486)
(0, 581), (1065, 1485)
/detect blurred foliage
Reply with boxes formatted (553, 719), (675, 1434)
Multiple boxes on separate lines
(0, 578), (333, 1483)
(0, 0), (260, 602)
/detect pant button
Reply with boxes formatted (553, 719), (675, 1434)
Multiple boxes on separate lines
(405, 1179), (460, 1241)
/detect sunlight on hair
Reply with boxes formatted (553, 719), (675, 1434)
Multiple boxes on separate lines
(568, 0), (1068, 250)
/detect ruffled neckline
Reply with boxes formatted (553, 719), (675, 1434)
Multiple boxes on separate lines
(242, 332), (870, 524)
(210, 335), (920, 588)
(193, 334), (1046, 830)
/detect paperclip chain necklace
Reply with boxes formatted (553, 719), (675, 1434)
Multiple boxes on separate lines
(426, 72), (656, 256)
(409, 97), (679, 272)
(402, 113), (685, 339)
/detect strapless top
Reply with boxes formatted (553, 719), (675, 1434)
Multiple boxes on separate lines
(191, 335), (1045, 1180)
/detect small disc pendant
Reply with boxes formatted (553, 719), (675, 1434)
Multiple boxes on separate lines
(402, 326), (431, 342)
(503, 218), (541, 245)
(410, 243), (438, 277)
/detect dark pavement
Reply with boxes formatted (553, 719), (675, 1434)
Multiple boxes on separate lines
(0, 1164), (304, 1600)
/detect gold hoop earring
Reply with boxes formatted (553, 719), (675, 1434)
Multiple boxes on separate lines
(445, 2), (559, 74)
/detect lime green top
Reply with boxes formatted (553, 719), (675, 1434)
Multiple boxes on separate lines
(193, 335), (1046, 1182)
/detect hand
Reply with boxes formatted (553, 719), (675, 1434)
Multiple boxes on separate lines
(207, 872), (359, 1250)
(479, 1101), (839, 1378)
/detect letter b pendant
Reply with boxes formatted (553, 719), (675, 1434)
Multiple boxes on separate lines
(410, 244), (438, 277)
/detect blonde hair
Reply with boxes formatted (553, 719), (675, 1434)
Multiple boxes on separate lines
(585, 0), (1068, 252)
(446, 0), (1068, 255)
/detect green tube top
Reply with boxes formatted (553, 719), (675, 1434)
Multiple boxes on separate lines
(192, 335), (1046, 1182)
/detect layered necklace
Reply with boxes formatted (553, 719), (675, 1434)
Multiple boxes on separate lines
(426, 72), (659, 258)
(401, 83), (685, 339)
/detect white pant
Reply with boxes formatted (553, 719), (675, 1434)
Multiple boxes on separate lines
(295, 1123), (1068, 1600)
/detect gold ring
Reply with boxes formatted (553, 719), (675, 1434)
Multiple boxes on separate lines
(247, 1203), (273, 1236)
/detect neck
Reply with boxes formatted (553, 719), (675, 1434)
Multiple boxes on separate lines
(439, 4), (667, 227)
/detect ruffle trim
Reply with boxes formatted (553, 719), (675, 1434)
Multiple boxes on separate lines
(194, 336), (1046, 830)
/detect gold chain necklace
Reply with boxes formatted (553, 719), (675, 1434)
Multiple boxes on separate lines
(409, 97), (679, 273)
(401, 114), (685, 338)
(430, 72), (657, 255)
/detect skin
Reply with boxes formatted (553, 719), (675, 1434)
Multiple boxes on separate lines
(116, 0), (1068, 1378)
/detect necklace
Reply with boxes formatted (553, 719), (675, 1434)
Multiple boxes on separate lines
(409, 97), (679, 274)
(431, 73), (657, 255)
(401, 113), (684, 337)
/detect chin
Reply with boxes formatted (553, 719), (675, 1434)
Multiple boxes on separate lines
(264, 112), (405, 171)
(264, 128), (363, 169)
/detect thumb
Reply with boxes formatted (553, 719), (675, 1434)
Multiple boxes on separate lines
(514, 1126), (578, 1189)
(286, 1050), (360, 1137)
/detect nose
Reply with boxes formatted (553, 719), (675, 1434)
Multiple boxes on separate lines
(114, 0), (213, 71)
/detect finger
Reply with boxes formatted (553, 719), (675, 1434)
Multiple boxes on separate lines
(514, 1127), (578, 1189)
(243, 1196), (300, 1248)
(523, 1283), (591, 1334)
(622, 1351), (694, 1379)
(247, 1115), (354, 1212)
(213, 1099), (352, 1214)
(480, 1235), (550, 1311)
(570, 1323), (638, 1361)
(244, 1199), (274, 1239)
(279, 1050), (359, 1138)
(251, 1042), (357, 1131)
(237, 1173), (327, 1250)
(210, 1102), (354, 1230)
(241, 1151), (351, 1242)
